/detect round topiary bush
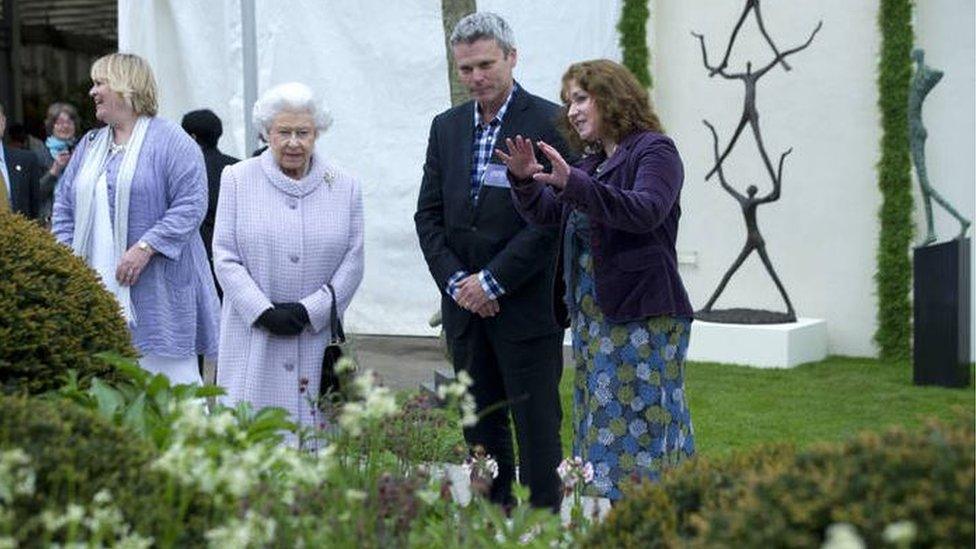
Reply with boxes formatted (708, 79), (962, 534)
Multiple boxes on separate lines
(0, 395), (212, 546)
(584, 415), (975, 548)
(0, 211), (135, 394)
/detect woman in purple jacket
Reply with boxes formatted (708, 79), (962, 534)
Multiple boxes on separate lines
(53, 53), (219, 384)
(496, 59), (695, 500)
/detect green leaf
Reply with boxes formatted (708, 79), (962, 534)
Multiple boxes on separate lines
(91, 378), (125, 418)
(122, 393), (149, 436)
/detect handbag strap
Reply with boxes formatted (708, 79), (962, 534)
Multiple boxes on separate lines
(328, 283), (345, 345)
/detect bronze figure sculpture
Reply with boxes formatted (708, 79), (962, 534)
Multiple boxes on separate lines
(693, 0), (821, 324)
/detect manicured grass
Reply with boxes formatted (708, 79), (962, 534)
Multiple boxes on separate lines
(557, 356), (974, 459)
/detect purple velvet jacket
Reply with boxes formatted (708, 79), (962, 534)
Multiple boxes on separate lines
(510, 131), (693, 324)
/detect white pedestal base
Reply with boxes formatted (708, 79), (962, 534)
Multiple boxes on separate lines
(686, 317), (828, 368)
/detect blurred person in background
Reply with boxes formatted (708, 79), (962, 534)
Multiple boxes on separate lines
(182, 108), (239, 298)
(37, 102), (82, 224)
(0, 101), (43, 220)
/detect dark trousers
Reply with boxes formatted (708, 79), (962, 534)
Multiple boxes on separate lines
(449, 317), (564, 509)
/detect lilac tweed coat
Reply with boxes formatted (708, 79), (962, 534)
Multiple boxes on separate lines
(214, 150), (364, 428)
(52, 117), (220, 358)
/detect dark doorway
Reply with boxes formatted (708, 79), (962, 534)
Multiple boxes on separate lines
(1, 0), (116, 143)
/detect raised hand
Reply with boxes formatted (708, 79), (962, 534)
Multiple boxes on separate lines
(532, 141), (571, 190)
(495, 135), (543, 180)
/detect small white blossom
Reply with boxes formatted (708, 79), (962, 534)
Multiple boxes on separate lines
(882, 521), (917, 545)
(0, 448), (35, 503)
(822, 523), (866, 549)
(556, 457), (595, 489)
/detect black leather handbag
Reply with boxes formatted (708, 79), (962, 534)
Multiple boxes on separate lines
(319, 284), (345, 399)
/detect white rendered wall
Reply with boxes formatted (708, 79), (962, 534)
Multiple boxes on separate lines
(914, 0), (975, 361)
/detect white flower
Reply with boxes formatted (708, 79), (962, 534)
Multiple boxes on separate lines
(0, 448), (35, 502)
(821, 523), (865, 549)
(205, 510), (276, 548)
(882, 521), (917, 545)
(345, 489), (367, 502)
(114, 534), (154, 549)
(92, 489), (113, 505)
(335, 356), (357, 374)
(557, 456), (595, 489)
(463, 453), (499, 480)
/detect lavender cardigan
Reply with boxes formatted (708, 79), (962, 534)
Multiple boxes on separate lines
(52, 117), (220, 358)
(510, 131), (694, 323)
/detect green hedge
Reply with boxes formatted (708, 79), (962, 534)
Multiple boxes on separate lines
(0, 211), (135, 395)
(583, 415), (974, 548)
(0, 395), (213, 546)
(618, 0), (651, 89)
(874, 0), (914, 360)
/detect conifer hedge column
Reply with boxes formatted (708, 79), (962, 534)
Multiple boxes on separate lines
(875, 0), (913, 360)
(618, 0), (651, 88)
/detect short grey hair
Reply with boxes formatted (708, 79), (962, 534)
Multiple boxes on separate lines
(252, 82), (332, 139)
(450, 12), (515, 55)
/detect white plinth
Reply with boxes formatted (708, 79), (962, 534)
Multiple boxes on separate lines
(687, 317), (828, 368)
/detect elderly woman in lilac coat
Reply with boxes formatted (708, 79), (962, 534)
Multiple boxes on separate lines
(214, 82), (364, 434)
(53, 53), (219, 384)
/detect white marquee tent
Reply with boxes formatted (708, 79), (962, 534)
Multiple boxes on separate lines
(119, 0), (975, 359)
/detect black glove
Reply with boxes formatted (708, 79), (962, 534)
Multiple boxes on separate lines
(255, 303), (309, 336)
(276, 302), (310, 326)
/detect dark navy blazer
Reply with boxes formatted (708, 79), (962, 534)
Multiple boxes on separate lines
(510, 131), (694, 324)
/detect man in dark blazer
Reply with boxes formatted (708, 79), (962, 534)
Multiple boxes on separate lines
(181, 108), (239, 298)
(415, 12), (572, 511)
(0, 102), (42, 219)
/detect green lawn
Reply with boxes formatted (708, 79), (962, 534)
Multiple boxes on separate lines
(557, 356), (975, 459)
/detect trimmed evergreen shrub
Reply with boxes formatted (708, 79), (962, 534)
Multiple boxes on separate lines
(618, 0), (652, 89)
(0, 211), (135, 394)
(0, 395), (211, 546)
(583, 416), (974, 548)
(874, 0), (914, 360)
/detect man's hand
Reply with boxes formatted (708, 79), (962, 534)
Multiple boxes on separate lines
(116, 242), (154, 286)
(474, 299), (500, 318)
(455, 274), (491, 312)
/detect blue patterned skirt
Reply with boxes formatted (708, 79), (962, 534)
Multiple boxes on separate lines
(567, 218), (695, 500)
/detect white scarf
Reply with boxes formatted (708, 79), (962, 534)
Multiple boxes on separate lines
(71, 116), (151, 325)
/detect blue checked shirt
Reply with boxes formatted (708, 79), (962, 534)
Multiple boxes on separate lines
(446, 85), (518, 303)
(470, 84), (517, 201)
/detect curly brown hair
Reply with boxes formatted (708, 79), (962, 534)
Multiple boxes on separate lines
(558, 59), (663, 153)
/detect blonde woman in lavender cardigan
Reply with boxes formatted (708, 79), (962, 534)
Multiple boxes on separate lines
(213, 82), (364, 434)
(53, 53), (220, 384)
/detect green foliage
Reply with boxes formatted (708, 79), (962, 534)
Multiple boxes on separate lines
(582, 416), (975, 548)
(874, 0), (914, 360)
(0, 212), (135, 395)
(368, 393), (467, 466)
(617, 0), (652, 88)
(0, 394), (212, 546)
